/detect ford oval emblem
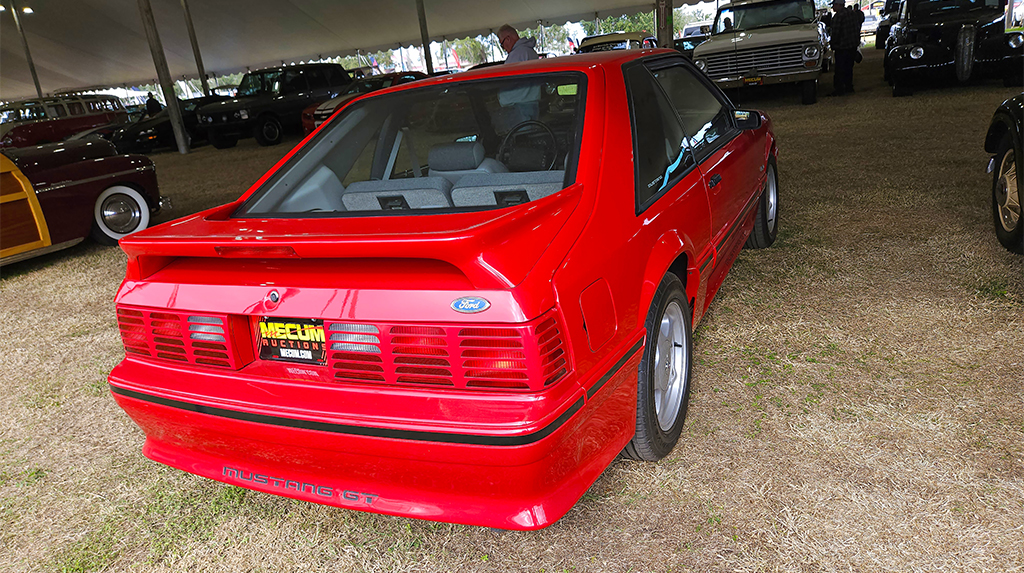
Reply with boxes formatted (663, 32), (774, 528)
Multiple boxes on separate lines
(451, 296), (490, 314)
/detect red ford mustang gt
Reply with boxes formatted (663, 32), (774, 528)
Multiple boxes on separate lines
(108, 49), (779, 530)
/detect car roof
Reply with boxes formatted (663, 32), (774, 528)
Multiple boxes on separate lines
(720, 0), (805, 7)
(411, 49), (674, 85)
(248, 62), (342, 74)
(580, 31), (655, 45)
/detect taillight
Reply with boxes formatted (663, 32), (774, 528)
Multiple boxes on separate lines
(116, 306), (253, 369)
(326, 310), (569, 392)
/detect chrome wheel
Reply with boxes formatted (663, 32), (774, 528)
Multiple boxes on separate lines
(91, 185), (151, 245)
(996, 151), (1020, 233)
(654, 300), (688, 432)
(765, 164), (778, 234)
(100, 193), (143, 234)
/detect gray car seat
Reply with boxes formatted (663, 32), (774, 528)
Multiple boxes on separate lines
(428, 141), (507, 186)
(342, 177), (452, 211)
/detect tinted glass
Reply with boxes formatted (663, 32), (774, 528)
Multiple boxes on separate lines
(68, 102), (86, 115)
(325, 67), (349, 87)
(237, 71), (283, 96)
(235, 73), (585, 217)
(909, 0), (1001, 17)
(651, 65), (733, 163)
(625, 65), (693, 208)
(714, 0), (816, 33)
(305, 69), (329, 90)
(47, 105), (68, 118)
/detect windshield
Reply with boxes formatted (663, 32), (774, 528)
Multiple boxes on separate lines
(236, 70), (303, 97)
(909, 0), (1002, 17)
(713, 0), (816, 33)
(0, 103), (47, 124)
(236, 73), (585, 217)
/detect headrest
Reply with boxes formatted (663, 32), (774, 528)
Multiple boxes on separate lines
(428, 141), (485, 171)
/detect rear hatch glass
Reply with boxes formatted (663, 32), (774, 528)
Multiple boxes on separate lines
(235, 72), (586, 218)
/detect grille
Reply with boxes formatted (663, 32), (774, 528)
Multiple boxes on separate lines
(117, 307), (252, 369)
(326, 311), (569, 392)
(705, 42), (807, 77)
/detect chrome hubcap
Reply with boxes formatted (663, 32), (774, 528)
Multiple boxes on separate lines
(101, 194), (142, 234)
(263, 121), (279, 140)
(996, 152), (1020, 233)
(654, 300), (688, 432)
(766, 164), (778, 233)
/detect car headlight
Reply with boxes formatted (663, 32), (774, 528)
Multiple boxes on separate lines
(695, 59), (707, 71)
(910, 46), (925, 59)
(803, 45), (820, 59)
(1009, 33), (1024, 49)
(233, 110), (249, 120)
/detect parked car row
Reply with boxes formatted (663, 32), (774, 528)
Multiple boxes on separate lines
(0, 95), (127, 148)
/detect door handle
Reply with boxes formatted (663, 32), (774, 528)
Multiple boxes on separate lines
(708, 173), (722, 189)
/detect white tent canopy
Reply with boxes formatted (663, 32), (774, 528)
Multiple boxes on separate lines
(0, 0), (702, 100)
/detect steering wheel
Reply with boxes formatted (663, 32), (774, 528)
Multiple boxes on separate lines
(497, 120), (558, 171)
(781, 16), (805, 23)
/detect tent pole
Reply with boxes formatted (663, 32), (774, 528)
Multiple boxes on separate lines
(137, 0), (190, 154)
(9, 0), (43, 98)
(656, 0), (674, 48)
(416, 0), (434, 75)
(179, 0), (210, 96)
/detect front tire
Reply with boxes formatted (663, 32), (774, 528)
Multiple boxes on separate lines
(254, 115), (283, 146)
(800, 79), (817, 105)
(623, 273), (692, 462)
(90, 185), (151, 246)
(746, 159), (779, 249)
(993, 136), (1023, 254)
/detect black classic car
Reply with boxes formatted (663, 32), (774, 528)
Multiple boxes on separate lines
(110, 95), (227, 154)
(984, 93), (1023, 254)
(884, 0), (1024, 96)
(197, 63), (352, 148)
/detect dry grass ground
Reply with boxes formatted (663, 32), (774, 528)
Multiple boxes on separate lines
(1, 51), (1022, 572)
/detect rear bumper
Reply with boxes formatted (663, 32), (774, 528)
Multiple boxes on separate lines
(108, 338), (643, 529)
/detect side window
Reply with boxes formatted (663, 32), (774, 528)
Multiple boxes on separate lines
(67, 102), (85, 115)
(306, 69), (329, 90)
(652, 65), (734, 163)
(325, 67), (348, 87)
(47, 105), (68, 118)
(624, 64), (695, 211)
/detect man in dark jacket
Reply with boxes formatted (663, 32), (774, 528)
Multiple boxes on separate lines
(829, 0), (861, 95)
(144, 92), (163, 117)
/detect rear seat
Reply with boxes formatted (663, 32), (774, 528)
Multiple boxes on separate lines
(342, 177), (452, 211)
(450, 171), (566, 207)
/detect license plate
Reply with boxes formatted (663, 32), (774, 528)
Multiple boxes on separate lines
(258, 317), (327, 365)
(743, 76), (763, 86)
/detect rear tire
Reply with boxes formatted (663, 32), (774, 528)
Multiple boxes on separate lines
(745, 159), (779, 249)
(90, 185), (151, 246)
(993, 136), (1023, 254)
(800, 79), (817, 105)
(208, 130), (238, 149)
(623, 273), (692, 462)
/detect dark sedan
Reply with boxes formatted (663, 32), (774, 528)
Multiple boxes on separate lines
(984, 93), (1023, 254)
(111, 95), (227, 154)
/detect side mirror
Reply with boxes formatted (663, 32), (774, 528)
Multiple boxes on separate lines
(733, 110), (762, 130)
(700, 25), (711, 34)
